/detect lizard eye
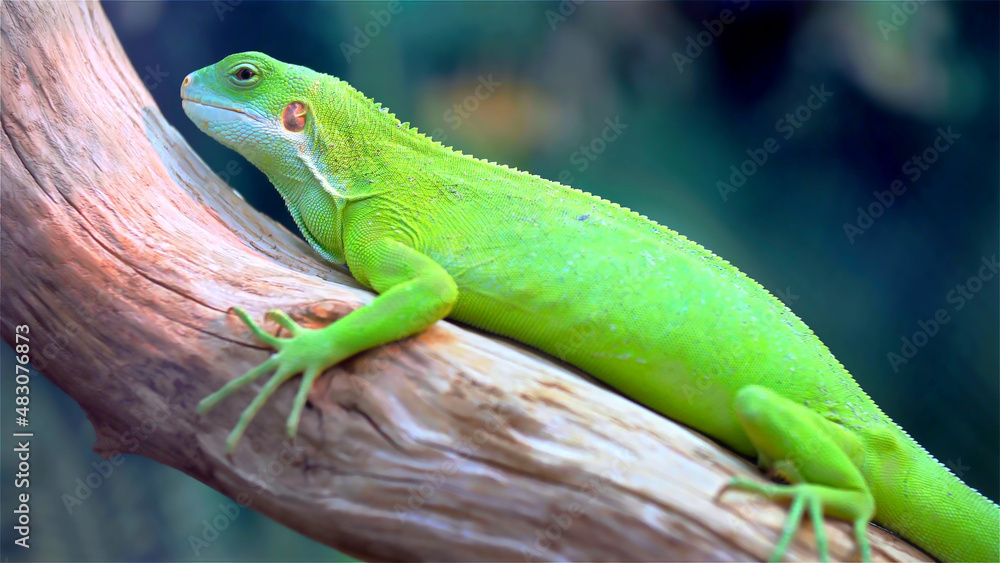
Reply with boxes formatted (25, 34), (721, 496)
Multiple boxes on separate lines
(235, 67), (255, 81)
(228, 65), (260, 87)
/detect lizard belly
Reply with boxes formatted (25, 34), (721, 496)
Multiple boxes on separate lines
(437, 241), (762, 454)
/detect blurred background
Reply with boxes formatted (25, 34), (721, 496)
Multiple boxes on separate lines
(1, 1), (996, 561)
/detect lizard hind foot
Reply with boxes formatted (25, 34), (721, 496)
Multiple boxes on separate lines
(724, 477), (840, 562)
(724, 477), (872, 562)
(727, 385), (875, 562)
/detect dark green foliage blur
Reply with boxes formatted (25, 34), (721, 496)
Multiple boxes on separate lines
(1, 1), (996, 561)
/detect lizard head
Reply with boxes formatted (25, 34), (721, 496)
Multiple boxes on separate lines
(180, 51), (336, 177)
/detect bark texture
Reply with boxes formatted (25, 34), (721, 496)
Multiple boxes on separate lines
(0, 1), (930, 561)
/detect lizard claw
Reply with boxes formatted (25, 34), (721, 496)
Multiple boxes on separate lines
(230, 306), (285, 349)
(267, 309), (306, 337)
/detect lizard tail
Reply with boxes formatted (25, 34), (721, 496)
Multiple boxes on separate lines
(872, 434), (999, 562)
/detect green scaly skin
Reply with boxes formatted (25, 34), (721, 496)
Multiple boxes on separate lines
(180, 52), (998, 562)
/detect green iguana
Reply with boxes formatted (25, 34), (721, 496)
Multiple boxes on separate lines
(180, 52), (998, 562)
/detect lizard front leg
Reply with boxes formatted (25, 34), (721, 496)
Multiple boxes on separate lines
(198, 239), (458, 452)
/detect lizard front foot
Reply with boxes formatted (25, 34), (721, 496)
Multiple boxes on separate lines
(197, 307), (335, 453)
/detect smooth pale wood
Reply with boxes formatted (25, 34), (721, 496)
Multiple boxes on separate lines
(0, 2), (930, 561)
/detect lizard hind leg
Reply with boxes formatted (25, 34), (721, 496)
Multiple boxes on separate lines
(722, 385), (875, 562)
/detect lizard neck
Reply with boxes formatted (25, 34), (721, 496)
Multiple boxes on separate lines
(255, 75), (436, 263)
(269, 167), (348, 264)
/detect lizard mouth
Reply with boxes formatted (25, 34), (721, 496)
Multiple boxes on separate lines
(181, 98), (244, 114)
(182, 98), (261, 124)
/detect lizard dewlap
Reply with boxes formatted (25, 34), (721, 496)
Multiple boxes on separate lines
(181, 52), (999, 563)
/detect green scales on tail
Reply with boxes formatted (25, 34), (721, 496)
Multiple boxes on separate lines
(180, 52), (998, 562)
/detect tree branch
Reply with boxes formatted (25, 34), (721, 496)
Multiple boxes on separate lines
(0, 2), (928, 561)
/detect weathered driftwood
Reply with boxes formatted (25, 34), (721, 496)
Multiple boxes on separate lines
(0, 2), (929, 561)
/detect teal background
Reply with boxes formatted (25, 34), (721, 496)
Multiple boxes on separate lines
(1, 1), (997, 561)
